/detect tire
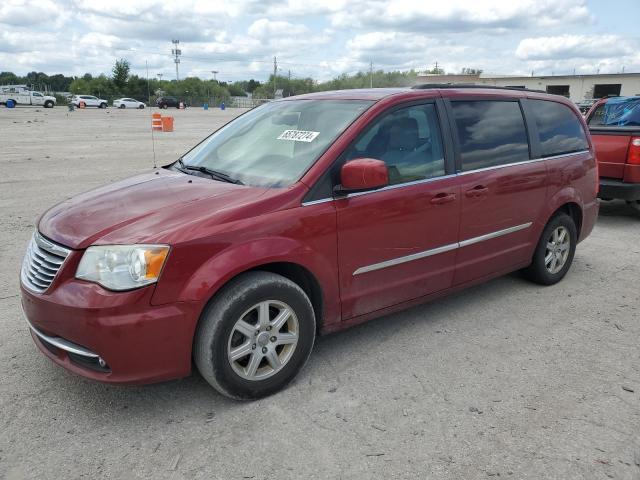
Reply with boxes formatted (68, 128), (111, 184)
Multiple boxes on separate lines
(522, 213), (577, 285)
(138, 105), (145, 109)
(99, 103), (107, 109)
(162, 104), (168, 109)
(119, 104), (125, 109)
(44, 100), (54, 108)
(79, 101), (86, 109)
(194, 271), (316, 400)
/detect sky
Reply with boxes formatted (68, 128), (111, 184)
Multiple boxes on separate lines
(1, 0), (639, 82)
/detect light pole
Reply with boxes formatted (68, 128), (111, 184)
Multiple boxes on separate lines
(157, 73), (163, 81)
(211, 70), (218, 81)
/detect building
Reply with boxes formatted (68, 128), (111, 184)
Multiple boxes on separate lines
(414, 72), (640, 102)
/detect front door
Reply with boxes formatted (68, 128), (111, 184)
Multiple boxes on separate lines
(335, 102), (460, 319)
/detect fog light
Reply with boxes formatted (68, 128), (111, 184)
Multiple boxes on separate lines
(98, 357), (107, 368)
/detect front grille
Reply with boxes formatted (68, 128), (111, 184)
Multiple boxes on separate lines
(21, 232), (71, 293)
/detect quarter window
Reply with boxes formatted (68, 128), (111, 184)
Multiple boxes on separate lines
(529, 100), (589, 157)
(343, 103), (445, 185)
(451, 100), (529, 172)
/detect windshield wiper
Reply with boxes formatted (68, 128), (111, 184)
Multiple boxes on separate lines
(175, 158), (243, 185)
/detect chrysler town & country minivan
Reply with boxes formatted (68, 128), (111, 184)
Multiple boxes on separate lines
(21, 86), (599, 399)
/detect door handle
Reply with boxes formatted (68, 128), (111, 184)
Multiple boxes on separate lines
(430, 192), (456, 205)
(465, 185), (489, 198)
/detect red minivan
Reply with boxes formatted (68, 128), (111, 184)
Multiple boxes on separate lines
(20, 86), (599, 399)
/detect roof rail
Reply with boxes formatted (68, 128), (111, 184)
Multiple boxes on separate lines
(411, 83), (546, 94)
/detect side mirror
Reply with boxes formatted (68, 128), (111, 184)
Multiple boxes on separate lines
(335, 158), (388, 195)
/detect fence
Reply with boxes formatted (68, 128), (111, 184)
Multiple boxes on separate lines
(229, 97), (272, 108)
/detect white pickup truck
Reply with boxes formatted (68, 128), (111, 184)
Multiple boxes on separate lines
(0, 85), (57, 108)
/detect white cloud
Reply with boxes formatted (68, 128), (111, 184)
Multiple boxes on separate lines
(0, 0), (64, 26)
(248, 19), (310, 39)
(516, 34), (636, 60)
(0, 0), (638, 81)
(330, 0), (591, 31)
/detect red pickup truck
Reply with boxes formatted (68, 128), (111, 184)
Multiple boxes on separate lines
(586, 96), (640, 211)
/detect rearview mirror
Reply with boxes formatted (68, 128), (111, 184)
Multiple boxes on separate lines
(335, 158), (388, 195)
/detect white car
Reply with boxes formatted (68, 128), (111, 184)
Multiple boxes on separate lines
(71, 95), (108, 108)
(113, 98), (146, 109)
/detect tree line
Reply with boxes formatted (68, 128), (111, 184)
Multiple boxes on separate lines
(1, 59), (479, 106)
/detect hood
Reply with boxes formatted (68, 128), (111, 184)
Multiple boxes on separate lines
(39, 169), (274, 249)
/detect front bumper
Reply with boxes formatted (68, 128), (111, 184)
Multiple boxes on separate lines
(599, 178), (640, 201)
(21, 279), (203, 385)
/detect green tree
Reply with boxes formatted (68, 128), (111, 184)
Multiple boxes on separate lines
(112, 59), (130, 90)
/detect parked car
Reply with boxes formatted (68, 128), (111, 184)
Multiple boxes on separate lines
(21, 86), (598, 399)
(585, 96), (640, 211)
(156, 96), (180, 109)
(0, 85), (56, 108)
(71, 95), (108, 108)
(576, 98), (597, 115)
(113, 98), (146, 109)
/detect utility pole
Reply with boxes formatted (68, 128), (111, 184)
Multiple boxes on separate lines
(145, 60), (151, 105)
(157, 73), (163, 81)
(211, 70), (218, 81)
(171, 39), (181, 81)
(370, 61), (373, 88)
(273, 56), (277, 98)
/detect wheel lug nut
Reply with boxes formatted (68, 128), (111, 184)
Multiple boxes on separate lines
(262, 347), (267, 354)
(270, 336), (276, 342)
(266, 326), (272, 331)
(252, 344), (256, 350)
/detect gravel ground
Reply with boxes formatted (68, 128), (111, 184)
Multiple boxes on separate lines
(0, 106), (638, 480)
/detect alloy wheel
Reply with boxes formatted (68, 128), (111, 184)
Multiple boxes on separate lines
(545, 226), (570, 274)
(227, 300), (299, 381)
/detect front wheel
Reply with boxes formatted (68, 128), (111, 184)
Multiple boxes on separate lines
(138, 104), (145, 109)
(194, 271), (316, 400)
(118, 104), (125, 109)
(522, 213), (577, 285)
(44, 100), (54, 108)
(99, 102), (107, 109)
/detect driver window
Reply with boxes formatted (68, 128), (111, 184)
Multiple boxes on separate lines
(345, 103), (445, 185)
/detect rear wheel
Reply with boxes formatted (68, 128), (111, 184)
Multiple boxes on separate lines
(522, 213), (577, 285)
(194, 271), (316, 400)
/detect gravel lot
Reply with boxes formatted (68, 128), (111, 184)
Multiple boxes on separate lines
(1, 106), (639, 480)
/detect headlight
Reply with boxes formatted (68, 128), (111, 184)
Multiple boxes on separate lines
(76, 245), (169, 291)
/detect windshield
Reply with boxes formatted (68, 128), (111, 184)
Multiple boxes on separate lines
(588, 97), (640, 127)
(179, 99), (373, 187)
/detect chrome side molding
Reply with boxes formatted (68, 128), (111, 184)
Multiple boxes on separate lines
(353, 222), (532, 275)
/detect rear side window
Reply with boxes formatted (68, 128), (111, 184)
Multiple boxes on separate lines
(451, 101), (529, 171)
(529, 100), (589, 157)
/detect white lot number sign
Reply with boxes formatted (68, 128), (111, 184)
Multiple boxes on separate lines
(277, 130), (320, 142)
